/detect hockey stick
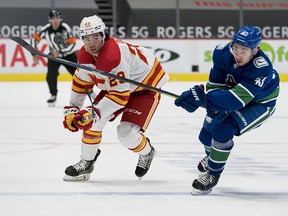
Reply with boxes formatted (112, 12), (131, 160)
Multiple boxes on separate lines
(10, 36), (179, 98)
(83, 88), (95, 121)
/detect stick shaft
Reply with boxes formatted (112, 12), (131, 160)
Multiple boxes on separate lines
(10, 37), (179, 98)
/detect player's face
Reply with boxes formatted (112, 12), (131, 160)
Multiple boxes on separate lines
(231, 43), (254, 66)
(49, 17), (62, 30)
(83, 33), (104, 55)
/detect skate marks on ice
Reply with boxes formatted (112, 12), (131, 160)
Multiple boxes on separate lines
(0, 136), (60, 154)
(0, 191), (191, 196)
(0, 82), (288, 216)
(1, 190), (288, 197)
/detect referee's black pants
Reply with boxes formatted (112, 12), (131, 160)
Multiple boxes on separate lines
(46, 53), (77, 96)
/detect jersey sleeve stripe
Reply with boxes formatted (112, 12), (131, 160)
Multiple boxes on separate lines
(72, 74), (94, 94)
(206, 82), (228, 93)
(32, 33), (41, 43)
(135, 58), (165, 91)
(230, 85), (254, 106)
(255, 86), (280, 104)
(237, 83), (254, 97)
(65, 38), (76, 44)
(73, 74), (94, 85)
(105, 90), (130, 106)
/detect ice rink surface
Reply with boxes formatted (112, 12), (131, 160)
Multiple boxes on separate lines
(0, 81), (287, 216)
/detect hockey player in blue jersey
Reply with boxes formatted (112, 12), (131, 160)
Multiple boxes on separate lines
(174, 25), (280, 195)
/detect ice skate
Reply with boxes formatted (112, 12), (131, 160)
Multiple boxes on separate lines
(135, 145), (155, 180)
(63, 149), (101, 181)
(191, 172), (220, 195)
(197, 155), (208, 172)
(47, 95), (57, 107)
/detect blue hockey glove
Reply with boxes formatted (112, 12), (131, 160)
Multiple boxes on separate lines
(174, 85), (207, 113)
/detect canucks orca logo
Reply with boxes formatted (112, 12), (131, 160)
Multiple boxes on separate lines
(225, 74), (237, 88)
(253, 57), (268, 68)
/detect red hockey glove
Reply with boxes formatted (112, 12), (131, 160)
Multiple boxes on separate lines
(63, 106), (80, 132)
(73, 106), (101, 131)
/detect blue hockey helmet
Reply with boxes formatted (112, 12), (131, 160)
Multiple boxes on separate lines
(232, 25), (262, 49)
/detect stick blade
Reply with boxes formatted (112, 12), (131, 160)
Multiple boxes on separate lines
(10, 36), (39, 55)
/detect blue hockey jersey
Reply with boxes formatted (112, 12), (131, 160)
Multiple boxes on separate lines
(205, 42), (280, 112)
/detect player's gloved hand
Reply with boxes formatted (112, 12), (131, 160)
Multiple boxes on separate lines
(63, 106), (80, 132)
(73, 106), (101, 131)
(174, 84), (207, 113)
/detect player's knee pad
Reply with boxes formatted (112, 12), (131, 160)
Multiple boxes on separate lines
(117, 122), (142, 148)
(210, 116), (238, 143)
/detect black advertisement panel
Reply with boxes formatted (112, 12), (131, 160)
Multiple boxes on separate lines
(0, 8), (288, 39)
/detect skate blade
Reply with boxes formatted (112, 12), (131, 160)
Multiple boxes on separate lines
(191, 187), (212, 196)
(63, 173), (90, 181)
(48, 102), (56, 107)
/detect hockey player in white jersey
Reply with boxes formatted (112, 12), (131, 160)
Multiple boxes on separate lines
(63, 15), (169, 181)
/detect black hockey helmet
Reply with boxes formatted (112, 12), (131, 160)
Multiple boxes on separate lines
(49, 9), (62, 19)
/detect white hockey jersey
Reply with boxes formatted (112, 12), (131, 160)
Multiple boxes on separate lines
(70, 37), (169, 119)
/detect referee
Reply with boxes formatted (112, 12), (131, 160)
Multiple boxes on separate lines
(31, 9), (77, 106)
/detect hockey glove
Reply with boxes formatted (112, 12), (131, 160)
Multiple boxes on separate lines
(63, 106), (80, 132)
(174, 84), (207, 113)
(73, 106), (101, 131)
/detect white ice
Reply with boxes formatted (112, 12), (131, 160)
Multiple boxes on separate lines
(0, 81), (287, 216)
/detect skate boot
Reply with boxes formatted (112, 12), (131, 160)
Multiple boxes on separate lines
(135, 144), (156, 180)
(63, 149), (101, 181)
(191, 172), (220, 195)
(197, 155), (208, 172)
(47, 95), (57, 107)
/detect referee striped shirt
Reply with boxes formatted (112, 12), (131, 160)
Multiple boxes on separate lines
(31, 22), (76, 57)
